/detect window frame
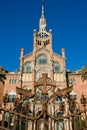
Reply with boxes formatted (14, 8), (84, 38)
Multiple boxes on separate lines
(53, 62), (61, 72)
(24, 62), (32, 73)
(36, 54), (49, 65)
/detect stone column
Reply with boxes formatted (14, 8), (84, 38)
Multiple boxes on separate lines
(33, 29), (37, 52)
(49, 29), (52, 51)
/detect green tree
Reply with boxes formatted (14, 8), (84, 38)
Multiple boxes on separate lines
(81, 67), (87, 81)
(0, 69), (6, 84)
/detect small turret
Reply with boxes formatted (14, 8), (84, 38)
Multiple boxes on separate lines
(20, 48), (24, 58)
(61, 48), (65, 58)
(20, 48), (24, 72)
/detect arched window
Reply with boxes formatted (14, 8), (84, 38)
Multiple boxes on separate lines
(8, 95), (16, 102)
(15, 79), (18, 84)
(8, 91), (16, 102)
(12, 79), (14, 84)
(54, 62), (61, 72)
(37, 54), (48, 65)
(24, 62), (32, 73)
(9, 79), (18, 84)
(9, 79), (12, 84)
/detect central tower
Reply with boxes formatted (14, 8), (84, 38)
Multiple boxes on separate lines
(33, 1), (52, 52)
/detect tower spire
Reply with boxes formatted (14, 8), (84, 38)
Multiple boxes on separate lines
(39, 0), (46, 31)
(41, 0), (44, 17)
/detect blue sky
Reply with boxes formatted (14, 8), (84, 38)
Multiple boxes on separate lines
(0, 0), (87, 71)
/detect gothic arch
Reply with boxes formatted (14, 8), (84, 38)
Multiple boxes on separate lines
(36, 54), (49, 65)
(53, 62), (61, 73)
(24, 61), (32, 73)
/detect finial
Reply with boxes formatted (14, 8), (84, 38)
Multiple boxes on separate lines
(39, 0), (46, 31)
(42, 0), (44, 6)
(41, 0), (44, 17)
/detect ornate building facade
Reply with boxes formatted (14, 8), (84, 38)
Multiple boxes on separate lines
(3, 3), (87, 104)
